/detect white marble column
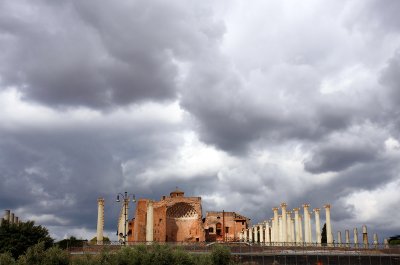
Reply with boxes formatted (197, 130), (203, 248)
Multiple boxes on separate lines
(298, 214), (303, 244)
(244, 229), (248, 242)
(266, 221), (271, 245)
(281, 203), (287, 245)
(278, 215), (283, 244)
(286, 211), (292, 243)
(345, 230), (350, 247)
(258, 224), (264, 244)
(337, 231), (342, 247)
(270, 218), (275, 243)
(313, 208), (321, 245)
(362, 225), (368, 248)
(354, 228), (359, 248)
(373, 233), (378, 248)
(146, 201), (154, 242)
(293, 208), (300, 244)
(4, 210), (10, 222)
(307, 210), (312, 243)
(324, 204), (333, 246)
(290, 218), (295, 243)
(273, 207), (279, 244)
(97, 198), (105, 245)
(249, 227), (253, 243)
(302, 204), (310, 244)
(254, 226), (258, 243)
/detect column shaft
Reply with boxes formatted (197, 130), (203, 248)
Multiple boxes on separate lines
(281, 203), (287, 245)
(324, 204), (333, 245)
(97, 198), (105, 245)
(314, 208), (321, 245)
(146, 201), (154, 242)
(354, 228), (359, 248)
(302, 204), (310, 244)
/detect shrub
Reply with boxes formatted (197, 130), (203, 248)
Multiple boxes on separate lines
(210, 245), (231, 265)
(42, 247), (69, 265)
(0, 252), (16, 265)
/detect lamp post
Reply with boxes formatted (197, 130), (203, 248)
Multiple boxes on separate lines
(116, 192), (136, 244)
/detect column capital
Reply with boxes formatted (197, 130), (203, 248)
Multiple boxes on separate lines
(293, 208), (300, 212)
(280, 202), (287, 208)
(302, 203), (310, 208)
(272, 207), (279, 211)
(313, 208), (320, 213)
(324, 204), (331, 209)
(287, 210), (292, 214)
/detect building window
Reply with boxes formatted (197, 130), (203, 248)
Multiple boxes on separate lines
(209, 227), (214, 233)
(225, 227), (229, 233)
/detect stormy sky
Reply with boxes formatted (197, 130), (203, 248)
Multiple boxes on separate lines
(1, 0), (400, 241)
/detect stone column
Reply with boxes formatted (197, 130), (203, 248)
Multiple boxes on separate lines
(243, 229), (247, 242)
(286, 211), (292, 244)
(324, 204), (333, 246)
(270, 218), (275, 243)
(307, 210), (312, 244)
(290, 218), (295, 243)
(384, 238), (389, 249)
(96, 198), (105, 245)
(302, 204), (310, 244)
(362, 225), (368, 248)
(266, 221), (271, 245)
(293, 208), (300, 244)
(313, 208), (321, 245)
(273, 208), (279, 244)
(337, 231), (342, 247)
(278, 215), (283, 245)
(345, 230), (350, 247)
(14, 216), (18, 224)
(373, 233), (378, 248)
(10, 213), (14, 224)
(298, 214), (303, 244)
(4, 210), (10, 222)
(354, 228), (359, 248)
(281, 203), (287, 245)
(259, 224), (264, 244)
(254, 226), (258, 243)
(249, 227), (253, 243)
(146, 201), (154, 242)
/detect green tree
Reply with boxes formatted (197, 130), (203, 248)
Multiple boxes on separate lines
(321, 223), (327, 245)
(0, 220), (53, 258)
(210, 245), (231, 265)
(56, 236), (87, 249)
(89, 236), (110, 244)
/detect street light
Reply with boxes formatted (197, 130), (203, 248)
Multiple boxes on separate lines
(116, 192), (136, 244)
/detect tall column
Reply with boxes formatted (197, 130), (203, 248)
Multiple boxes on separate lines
(259, 224), (264, 244)
(266, 221), (271, 245)
(354, 228), (359, 248)
(270, 218), (275, 243)
(293, 208), (300, 244)
(278, 215), (283, 244)
(362, 225), (368, 248)
(324, 204), (333, 246)
(337, 231), (342, 247)
(290, 218), (295, 243)
(286, 211), (292, 244)
(373, 233), (378, 248)
(273, 208), (279, 243)
(14, 216), (18, 224)
(146, 201), (154, 242)
(302, 204), (310, 244)
(4, 210), (10, 222)
(307, 210), (312, 243)
(254, 226), (258, 243)
(281, 203), (287, 245)
(298, 214), (303, 244)
(244, 229), (247, 242)
(249, 226), (253, 243)
(10, 213), (14, 224)
(345, 230), (350, 247)
(96, 198), (105, 245)
(313, 208), (321, 245)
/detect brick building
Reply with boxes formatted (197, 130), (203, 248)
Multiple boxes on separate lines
(126, 189), (249, 242)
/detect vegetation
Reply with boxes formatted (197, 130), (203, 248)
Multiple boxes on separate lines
(56, 237), (88, 250)
(0, 220), (53, 258)
(1, 242), (237, 265)
(89, 236), (110, 245)
(388, 235), (400, 245)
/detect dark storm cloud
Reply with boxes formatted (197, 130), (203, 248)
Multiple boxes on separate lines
(0, 0), (223, 109)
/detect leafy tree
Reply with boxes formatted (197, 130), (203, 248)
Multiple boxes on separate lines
(56, 236), (88, 249)
(321, 223), (327, 245)
(210, 245), (231, 265)
(0, 252), (16, 265)
(89, 236), (110, 244)
(0, 220), (53, 258)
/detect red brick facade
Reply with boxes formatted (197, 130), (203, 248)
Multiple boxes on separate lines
(127, 189), (249, 242)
